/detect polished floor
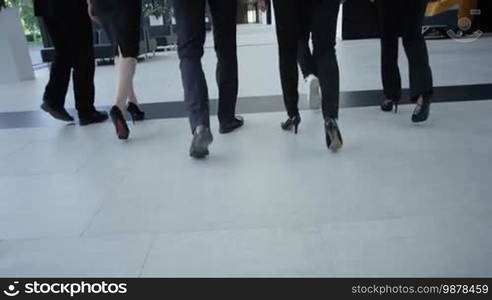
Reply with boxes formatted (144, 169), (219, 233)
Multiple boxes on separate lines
(0, 25), (491, 277)
(1, 100), (491, 277)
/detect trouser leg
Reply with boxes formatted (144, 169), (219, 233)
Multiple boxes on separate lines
(172, 0), (210, 131)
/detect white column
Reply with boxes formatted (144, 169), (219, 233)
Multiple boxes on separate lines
(0, 8), (35, 84)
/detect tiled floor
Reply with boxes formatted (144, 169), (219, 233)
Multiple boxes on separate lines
(1, 24), (491, 277)
(1, 100), (491, 277)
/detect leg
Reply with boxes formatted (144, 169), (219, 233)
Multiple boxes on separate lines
(172, 0), (209, 131)
(42, 17), (71, 109)
(208, 0), (239, 125)
(115, 55), (138, 110)
(402, 0), (433, 101)
(377, 0), (402, 102)
(311, 0), (340, 120)
(112, 1), (142, 107)
(273, 0), (301, 118)
(297, 7), (317, 79)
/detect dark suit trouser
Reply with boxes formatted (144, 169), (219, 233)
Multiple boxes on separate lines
(172, 0), (238, 131)
(42, 14), (96, 117)
(273, 0), (340, 120)
(297, 7), (317, 79)
(377, 0), (433, 102)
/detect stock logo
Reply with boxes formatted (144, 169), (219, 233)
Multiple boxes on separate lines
(447, 9), (483, 43)
(3, 281), (127, 298)
(3, 281), (20, 297)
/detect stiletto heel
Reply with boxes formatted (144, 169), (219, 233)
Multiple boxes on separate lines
(281, 115), (301, 134)
(381, 98), (399, 113)
(127, 102), (145, 123)
(110, 106), (130, 140)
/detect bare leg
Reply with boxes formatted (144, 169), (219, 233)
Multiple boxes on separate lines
(115, 55), (137, 111)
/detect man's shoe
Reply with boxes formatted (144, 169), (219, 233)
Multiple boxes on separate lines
(219, 116), (244, 134)
(40, 102), (74, 122)
(79, 110), (109, 126)
(190, 125), (213, 159)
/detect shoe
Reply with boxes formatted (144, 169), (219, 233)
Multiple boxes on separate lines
(281, 115), (301, 134)
(40, 102), (74, 122)
(219, 116), (244, 134)
(127, 102), (145, 122)
(306, 75), (321, 110)
(109, 106), (130, 140)
(325, 118), (343, 152)
(412, 96), (431, 123)
(190, 125), (213, 159)
(380, 98), (399, 113)
(79, 110), (108, 126)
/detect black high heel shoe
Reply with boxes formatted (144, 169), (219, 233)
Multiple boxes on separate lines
(110, 106), (130, 140)
(325, 118), (343, 152)
(381, 98), (399, 113)
(412, 96), (431, 123)
(281, 115), (301, 134)
(127, 102), (145, 123)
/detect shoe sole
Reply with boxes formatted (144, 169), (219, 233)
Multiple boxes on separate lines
(308, 78), (321, 110)
(40, 104), (74, 122)
(219, 124), (243, 134)
(115, 119), (130, 140)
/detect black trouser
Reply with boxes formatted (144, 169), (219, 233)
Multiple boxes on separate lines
(377, 0), (433, 102)
(273, 0), (340, 120)
(42, 14), (96, 117)
(297, 9), (317, 79)
(172, 0), (238, 131)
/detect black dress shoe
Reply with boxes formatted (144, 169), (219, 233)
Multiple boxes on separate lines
(190, 125), (213, 159)
(219, 116), (244, 134)
(79, 110), (109, 126)
(40, 102), (74, 122)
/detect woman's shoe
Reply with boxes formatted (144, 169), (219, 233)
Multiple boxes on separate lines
(110, 106), (130, 140)
(127, 102), (145, 123)
(411, 96), (431, 123)
(325, 118), (343, 152)
(281, 115), (301, 134)
(381, 98), (399, 113)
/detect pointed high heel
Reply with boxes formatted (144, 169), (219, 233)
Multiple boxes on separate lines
(110, 106), (130, 140)
(412, 96), (431, 123)
(381, 98), (399, 113)
(281, 115), (301, 134)
(127, 102), (145, 123)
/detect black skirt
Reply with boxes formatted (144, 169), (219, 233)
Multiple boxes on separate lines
(95, 0), (142, 58)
